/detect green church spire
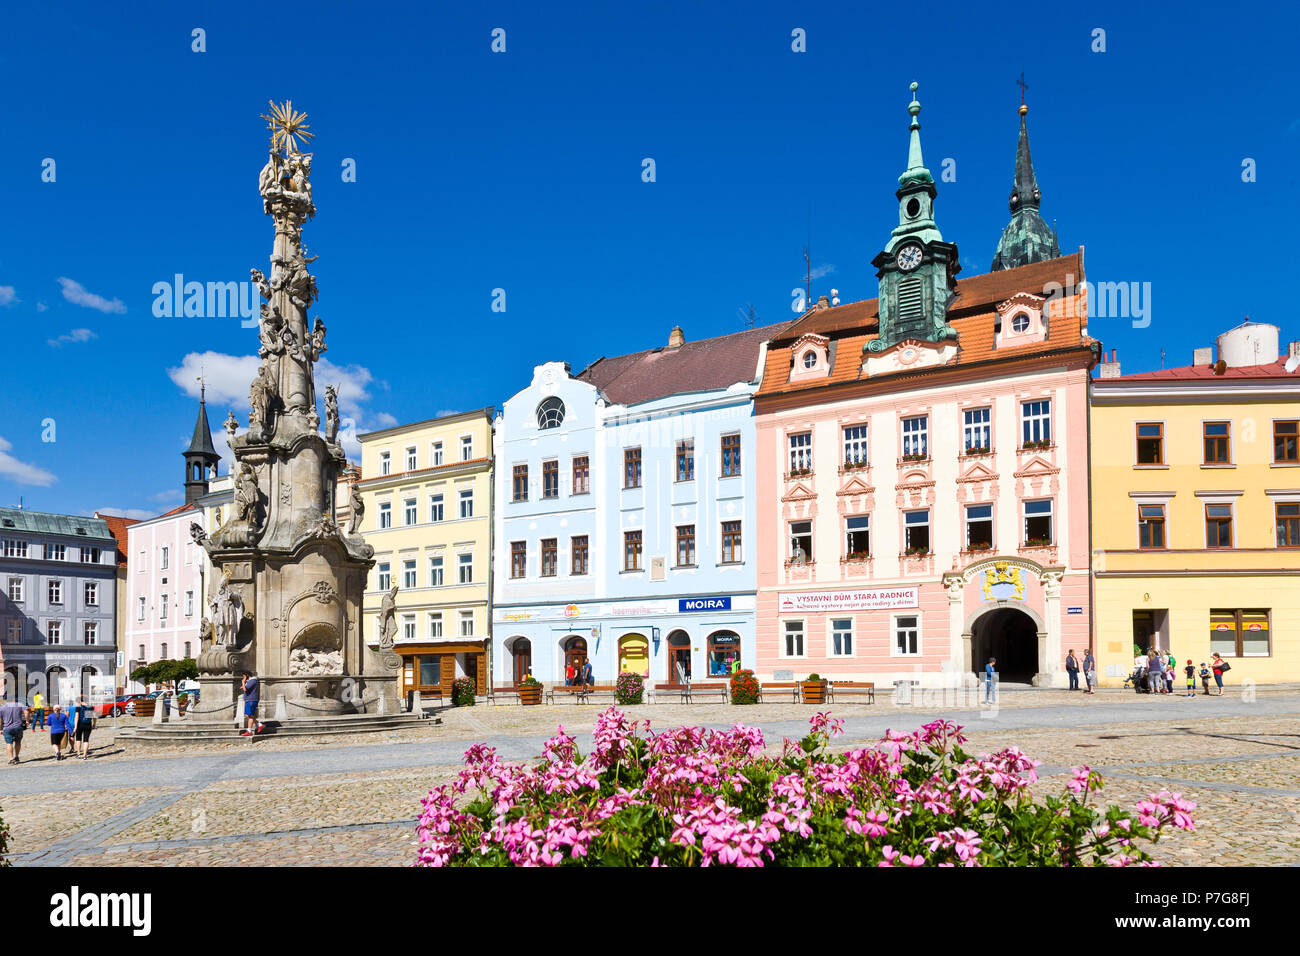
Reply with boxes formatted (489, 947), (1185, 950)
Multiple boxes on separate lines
(899, 82), (933, 188)
(991, 99), (1060, 271)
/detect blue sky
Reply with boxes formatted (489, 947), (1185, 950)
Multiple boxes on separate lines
(2, 0), (1298, 518)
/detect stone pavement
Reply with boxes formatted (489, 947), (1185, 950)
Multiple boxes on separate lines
(3, 687), (1298, 866)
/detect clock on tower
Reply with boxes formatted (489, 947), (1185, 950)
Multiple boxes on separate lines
(869, 82), (960, 353)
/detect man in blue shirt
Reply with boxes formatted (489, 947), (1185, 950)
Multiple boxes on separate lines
(984, 658), (997, 704)
(240, 671), (264, 736)
(3, 697), (28, 764)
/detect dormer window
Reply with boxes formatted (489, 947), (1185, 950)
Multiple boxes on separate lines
(789, 333), (831, 382)
(1011, 313), (1030, 333)
(802, 351), (817, 369)
(994, 294), (1048, 349)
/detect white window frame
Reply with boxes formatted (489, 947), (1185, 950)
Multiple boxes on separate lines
(185, 589), (194, 616)
(965, 503), (994, 550)
(901, 416), (929, 458)
(1021, 399), (1052, 447)
(1023, 498), (1054, 546)
(378, 501), (392, 529)
(379, 450), (392, 476)
(160, 593), (168, 620)
(459, 610), (475, 638)
(137, 596), (146, 621)
(47, 543), (67, 561)
(7, 577), (23, 602)
(431, 441), (444, 467)
(377, 561), (391, 591)
(460, 435), (473, 461)
(789, 520), (813, 562)
(429, 554), (444, 587)
(842, 424), (869, 467)
(963, 407), (991, 453)
(829, 617), (854, 658)
(47, 620), (62, 645)
(6, 619), (21, 642)
(788, 432), (812, 473)
(428, 612), (444, 639)
(4, 539), (29, 559)
(160, 546), (169, 570)
(405, 446), (418, 472)
(402, 613), (417, 642)
(903, 509), (931, 553)
(845, 514), (870, 558)
(402, 558), (417, 589)
(458, 552), (473, 584)
(84, 621), (98, 646)
(892, 613), (921, 657)
(459, 489), (474, 519)
(84, 581), (99, 607)
(404, 497), (418, 526)
(781, 619), (806, 658)
(48, 579), (63, 605)
(429, 493), (444, 523)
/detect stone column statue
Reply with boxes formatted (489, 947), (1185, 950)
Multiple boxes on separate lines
(324, 385), (340, 443)
(348, 481), (364, 534)
(378, 585), (398, 650)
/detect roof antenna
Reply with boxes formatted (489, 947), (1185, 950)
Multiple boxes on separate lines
(737, 303), (758, 329)
(803, 241), (812, 310)
(1160, 348), (1166, 369)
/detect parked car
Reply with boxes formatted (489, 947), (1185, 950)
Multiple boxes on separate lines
(95, 694), (147, 718)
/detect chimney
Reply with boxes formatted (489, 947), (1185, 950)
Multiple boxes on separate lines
(1289, 340), (1300, 359)
(1193, 346), (1213, 366)
(1098, 347), (1122, 379)
(815, 295), (830, 311)
(667, 326), (685, 349)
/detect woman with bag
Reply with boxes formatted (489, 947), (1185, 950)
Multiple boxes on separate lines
(71, 695), (95, 759)
(1211, 653), (1229, 696)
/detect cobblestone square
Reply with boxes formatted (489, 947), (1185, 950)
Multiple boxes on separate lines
(4, 688), (1298, 866)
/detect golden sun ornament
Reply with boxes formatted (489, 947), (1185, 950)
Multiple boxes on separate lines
(261, 100), (314, 154)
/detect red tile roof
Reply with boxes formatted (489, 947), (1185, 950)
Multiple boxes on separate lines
(92, 512), (140, 568)
(156, 502), (198, 519)
(758, 252), (1093, 398)
(1107, 359), (1297, 382)
(578, 323), (790, 405)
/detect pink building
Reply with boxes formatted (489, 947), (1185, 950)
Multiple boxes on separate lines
(753, 91), (1097, 688)
(123, 392), (223, 687)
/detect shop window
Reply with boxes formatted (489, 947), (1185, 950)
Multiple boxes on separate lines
(1209, 609), (1270, 657)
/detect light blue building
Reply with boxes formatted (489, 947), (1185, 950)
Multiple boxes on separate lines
(492, 324), (782, 688)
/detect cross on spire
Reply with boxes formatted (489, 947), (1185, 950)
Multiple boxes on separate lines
(1017, 72), (1028, 106)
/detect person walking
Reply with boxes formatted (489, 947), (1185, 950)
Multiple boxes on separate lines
(1065, 650), (1079, 691)
(48, 704), (70, 760)
(564, 661), (575, 687)
(1146, 651), (1163, 695)
(70, 696), (95, 759)
(240, 671), (264, 736)
(1083, 649), (1097, 694)
(581, 657), (594, 692)
(31, 690), (46, 730)
(984, 657), (997, 704)
(2, 696), (27, 764)
(1211, 653), (1229, 696)
(1183, 660), (1197, 698)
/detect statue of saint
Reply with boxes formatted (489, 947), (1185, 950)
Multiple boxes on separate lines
(209, 578), (245, 647)
(249, 364), (271, 434)
(348, 480), (364, 534)
(234, 462), (261, 528)
(309, 318), (327, 361)
(378, 584), (399, 650)
(324, 385), (340, 443)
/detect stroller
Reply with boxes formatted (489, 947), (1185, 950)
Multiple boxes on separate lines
(1123, 667), (1153, 693)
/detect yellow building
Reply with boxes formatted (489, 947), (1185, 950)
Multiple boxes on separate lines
(357, 409), (495, 699)
(1090, 323), (1300, 686)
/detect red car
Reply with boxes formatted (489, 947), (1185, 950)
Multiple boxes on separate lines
(94, 694), (146, 718)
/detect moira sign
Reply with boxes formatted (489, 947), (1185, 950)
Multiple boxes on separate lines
(777, 587), (920, 613)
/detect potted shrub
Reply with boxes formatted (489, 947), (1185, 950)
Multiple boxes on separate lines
(451, 677), (477, 707)
(615, 671), (645, 705)
(1023, 537), (1053, 549)
(518, 675), (543, 706)
(900, 453), (928, 463)
(801, 673), (828, 705)
(1021, 439), (1052, 452)
(729, 668), (759, 705)
(904, 545), (931, 558)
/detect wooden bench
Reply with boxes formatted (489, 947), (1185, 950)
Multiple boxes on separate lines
(682, 682), (728, 704)
(757, 681), (802, 703)
(486, 686), (522, 705)
(546, 684), (618, 704)
(828, 680), (875, 704)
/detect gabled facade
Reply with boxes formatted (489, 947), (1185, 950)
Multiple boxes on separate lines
(493, 325), (780, 688)
(753, 85), (1097, 688)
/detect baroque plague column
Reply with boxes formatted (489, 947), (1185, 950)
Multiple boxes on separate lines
(190, 103), (398, 720)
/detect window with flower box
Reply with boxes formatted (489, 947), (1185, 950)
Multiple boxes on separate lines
(962, 408), (991, 455)
(1023, 499), (1053, 546)
(843, 425), (869, 468)
(965, 504), (993, 551)
(789, 521), (812, 563)
(1021, 400), (1051, 448)
(901, 416), (928, 460)
(845, 515), (870, 559)
(788, 432), (812, 475)
(903, 510), (929, 555)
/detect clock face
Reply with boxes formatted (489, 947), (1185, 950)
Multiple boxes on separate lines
(896, 244), (922, 272)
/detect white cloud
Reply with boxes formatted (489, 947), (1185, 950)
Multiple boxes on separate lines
(149, 489), (183, 504)
(809, 264), (835, 280)
(56, 277), (127, 314)
(47, 327), (98, 348)
(169, 351), (388, 465)
(0, 286), (16, 306)
(0, 435), (57, 487)
(36, 302), (48, 312)
(94, 507), (155, 520)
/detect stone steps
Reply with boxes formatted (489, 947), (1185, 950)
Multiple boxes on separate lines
(118, 712), (430, 744)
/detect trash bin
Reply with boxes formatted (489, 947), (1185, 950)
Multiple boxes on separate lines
(893, 680), (919, 705)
